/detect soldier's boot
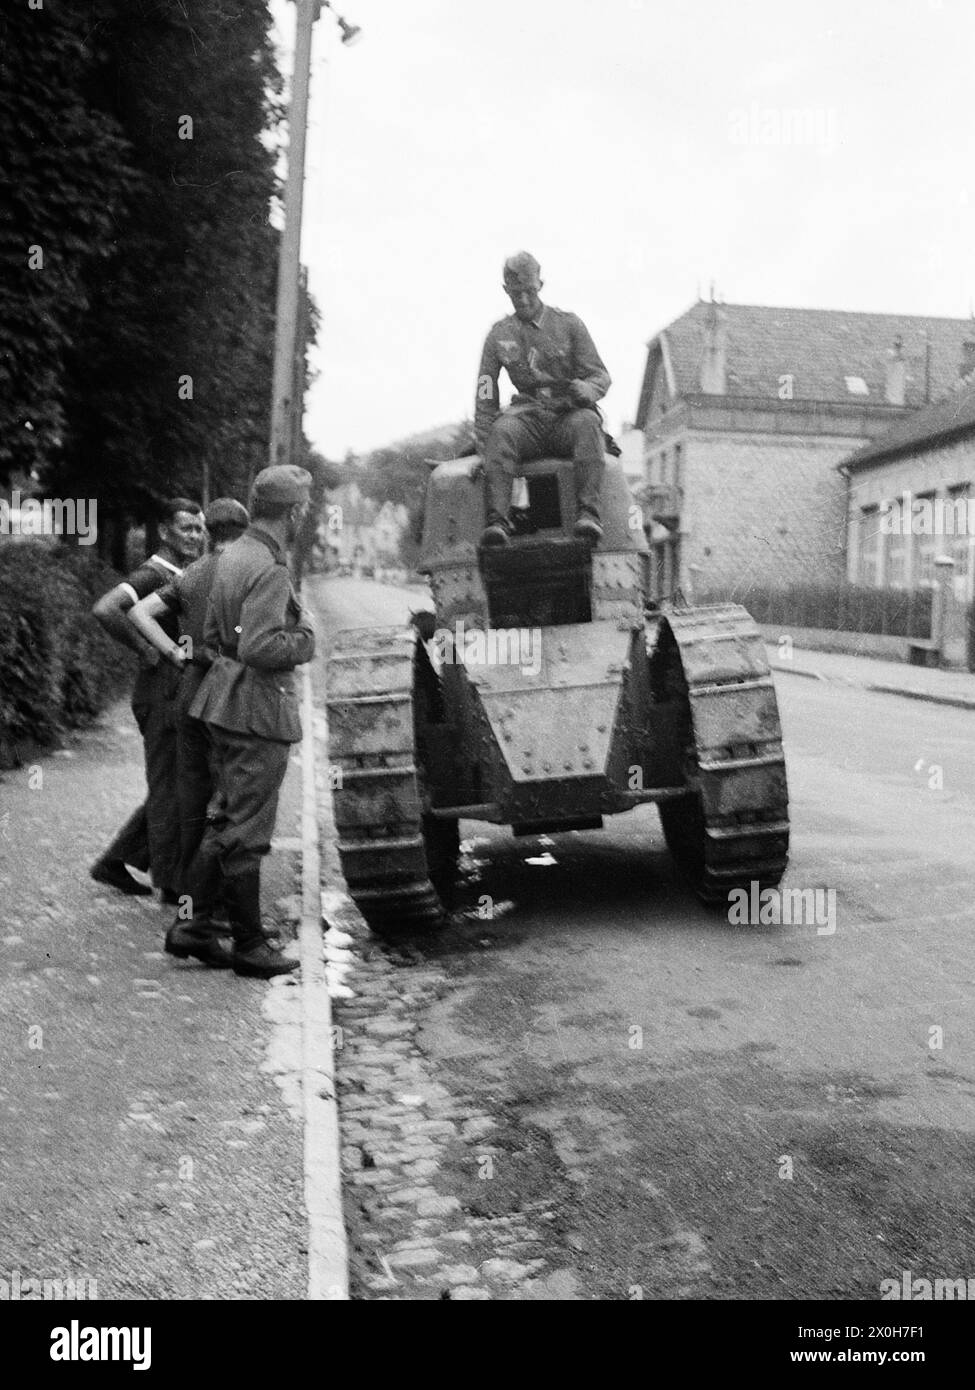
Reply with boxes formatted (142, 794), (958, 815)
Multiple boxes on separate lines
(90, 856), (153, 896)
(181, 840), (232, 936)
(225, 869), (299, 979)
(165, 844), (232, 968)
(164, 921), (233, 968)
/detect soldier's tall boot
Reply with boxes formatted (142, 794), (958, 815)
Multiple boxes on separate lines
(165, 841), (232, 969)
(225, 868), (299, 979)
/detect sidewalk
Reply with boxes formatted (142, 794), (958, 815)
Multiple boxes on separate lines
(0, 703), (309, 1299)
(767, 644), (975, 710)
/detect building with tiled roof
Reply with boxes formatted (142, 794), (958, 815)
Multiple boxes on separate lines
(633, 299), (975, 599)
(840, 375), (975, 604)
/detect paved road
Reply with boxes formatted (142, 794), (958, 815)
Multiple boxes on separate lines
(315, 577), (975, 1300)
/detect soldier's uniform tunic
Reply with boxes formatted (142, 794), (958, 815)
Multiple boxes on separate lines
(475, 304), (612, 527)
(189, 527), (315, 878)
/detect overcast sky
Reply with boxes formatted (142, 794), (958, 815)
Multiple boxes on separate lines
(268, 0), (975, 459)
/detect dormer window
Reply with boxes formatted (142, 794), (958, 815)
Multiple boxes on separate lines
(844, 376), (869, 396)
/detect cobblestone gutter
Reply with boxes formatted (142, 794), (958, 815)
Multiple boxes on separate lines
(313, 714), (569, 1301)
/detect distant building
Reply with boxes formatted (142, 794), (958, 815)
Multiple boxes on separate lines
(633, 300), (975, 599)
(322, 481), (410, 574)
(841, 375), (975, 602)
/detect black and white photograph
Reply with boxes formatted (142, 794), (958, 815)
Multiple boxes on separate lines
(2, 0), (974, 1348)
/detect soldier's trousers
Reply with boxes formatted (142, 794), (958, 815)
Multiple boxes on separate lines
(202, 727), (290, 880)
(483, 405), (605, 528)
(99, 801), (150, 873)
(101, 695), (180, 892)
(173, 670), (215, 893)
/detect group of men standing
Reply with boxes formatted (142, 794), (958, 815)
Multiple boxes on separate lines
(89, 465), (317, 979)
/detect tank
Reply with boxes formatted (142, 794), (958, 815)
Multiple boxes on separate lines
(324, 455), (789, 931)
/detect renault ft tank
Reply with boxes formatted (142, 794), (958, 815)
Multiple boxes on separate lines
(324, 456), (789, 932)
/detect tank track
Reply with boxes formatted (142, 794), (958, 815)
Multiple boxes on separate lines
(325, 626), (447, 932)
(653, 604), (790, 905)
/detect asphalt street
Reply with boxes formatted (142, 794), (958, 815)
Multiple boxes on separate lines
(315, 576), (975, 1300)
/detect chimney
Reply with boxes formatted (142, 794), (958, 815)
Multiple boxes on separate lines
(960, 339), (975, 381)
(699, 302), (727, 394)
(884, 335), (906, 405)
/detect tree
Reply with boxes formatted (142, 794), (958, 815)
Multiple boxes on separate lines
(0, 1), (289, 545)
(55, 0), (284, 527)
(355, 420), (474, 561)
(0, 1), (137, 486)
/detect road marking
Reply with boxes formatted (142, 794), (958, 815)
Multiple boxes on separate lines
(299, 662), (348, 1301)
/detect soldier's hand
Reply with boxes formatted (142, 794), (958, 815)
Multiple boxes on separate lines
(468, 455), (484, 482)
(569, 379), (598, 406)
(140, 646), (161, 669)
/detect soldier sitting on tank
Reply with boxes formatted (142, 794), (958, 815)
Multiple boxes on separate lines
(472, 251), (611, 548)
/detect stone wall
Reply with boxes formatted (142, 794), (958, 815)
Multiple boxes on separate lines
(679, 432), (859, 594)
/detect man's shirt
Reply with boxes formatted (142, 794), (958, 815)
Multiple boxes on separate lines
(119, 554), (182, 707)
(475, 304), (611, 449)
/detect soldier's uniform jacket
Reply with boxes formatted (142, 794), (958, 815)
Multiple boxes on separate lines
(475, 304), (612, 450)
(155, 551), (219, 716)
(189, 526), (315, 744)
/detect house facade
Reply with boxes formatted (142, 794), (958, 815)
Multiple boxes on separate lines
(633, 300), (975, 600)
(842, 378), (975, 603)
(321, 481), (410, 574)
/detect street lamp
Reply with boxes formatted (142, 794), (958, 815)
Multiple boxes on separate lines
(267, 0), (361, 478)
(323, 0), (362, 46)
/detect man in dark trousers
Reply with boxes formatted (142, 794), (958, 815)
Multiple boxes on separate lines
(127, 498), (250, 965)
(90, 497), (206, 901)
(189, 465), (316, 978)
(473, 251), (612, 547)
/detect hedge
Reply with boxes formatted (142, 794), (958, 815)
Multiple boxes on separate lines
(0, 542), (134, 768)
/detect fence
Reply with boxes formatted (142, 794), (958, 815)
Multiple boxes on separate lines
(696, 582), (934, 640)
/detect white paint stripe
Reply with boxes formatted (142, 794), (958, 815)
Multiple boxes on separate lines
(299, 662), (349, 1301)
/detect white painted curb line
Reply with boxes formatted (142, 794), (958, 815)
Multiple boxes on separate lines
(299, 662), (349, 1300)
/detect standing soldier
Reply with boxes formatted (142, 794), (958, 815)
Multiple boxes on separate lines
(90, 498), (205, 901)
(189, 466), (316, 978)
(127, 498), (250, 965)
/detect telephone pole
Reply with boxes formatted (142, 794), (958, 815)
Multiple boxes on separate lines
(267, 0), (361, 478)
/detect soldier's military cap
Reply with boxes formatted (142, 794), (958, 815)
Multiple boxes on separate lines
(251, 465), (313, 506)
(204, 497), (250, 529)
